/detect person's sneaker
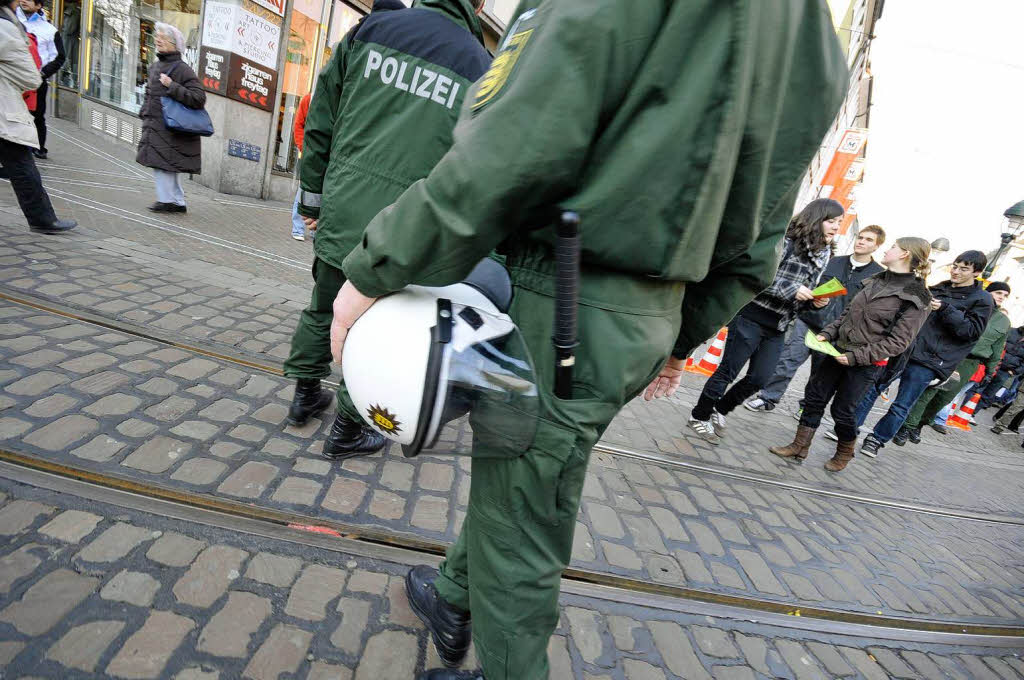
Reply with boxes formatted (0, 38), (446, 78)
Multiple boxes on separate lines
(32, 149), (47, 160)
(418, 671), (485, 680)
(687, 417), (720, 445)
(991, 424), (1006, 435)
(907, 427), (922, 444)
(292, 233), (305, 241)
(743, 397), (775, 412)
(166, 204), (187, 213)
(710, 410), (727, 437)
(406, 566), (471, 668)
(29, 218), (76, 234)
(322, 413), (387, 460)
(860, 434), (882, 458)
(148, 202), (174, 212)
(824, 429), (839, 442)
(892, 427), (910, 446)
(930, 423), (949, 435)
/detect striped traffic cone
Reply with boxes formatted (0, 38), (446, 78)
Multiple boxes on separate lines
(947, 393), (981, 431)
(685, 328), (728, 377)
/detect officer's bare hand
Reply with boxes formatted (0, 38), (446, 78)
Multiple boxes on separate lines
(302, 217), (318, 231)
(643, 357), (686, 401)
(930, 299), (942, 311)
(811, 297), (829, 308)
(159, 73), (172, 87)
(795, 286), (816, 301)
(330, 281), (378, 363)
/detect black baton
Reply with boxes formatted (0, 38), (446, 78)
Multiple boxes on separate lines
(553, 210), (581, 400)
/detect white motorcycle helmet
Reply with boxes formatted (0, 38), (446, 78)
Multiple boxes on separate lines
(343, 258), (540, 458)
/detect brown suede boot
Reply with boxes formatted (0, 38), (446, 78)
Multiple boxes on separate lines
(769, 425), (816, 460)
(825, 439), (856, 472)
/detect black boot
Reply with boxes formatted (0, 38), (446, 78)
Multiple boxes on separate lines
(407, 565), (471, 668)
(418, 671), (484, 680)
(322, 413), (386, 460)
(287, 378), (333, 426)
(892, 426), (910, 446)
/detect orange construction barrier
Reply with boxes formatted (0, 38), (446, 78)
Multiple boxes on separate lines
(685, 328), (728, 377)
(946, 392), (981, 431)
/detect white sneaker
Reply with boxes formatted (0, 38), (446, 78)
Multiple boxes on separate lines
(687, 417), (720, 445)
(744, 397), (774, 412)
(292, 233), (305, 241)
(710, 411), (727, 437)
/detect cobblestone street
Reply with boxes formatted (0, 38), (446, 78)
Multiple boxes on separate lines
(1, 121), (1023, 678)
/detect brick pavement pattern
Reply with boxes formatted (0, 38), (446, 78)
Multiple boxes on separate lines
(1, 300), (1023, 624)
(2, 481), (1024, 680)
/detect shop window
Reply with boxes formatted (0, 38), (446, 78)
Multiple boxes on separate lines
(272, 0), (361, 173)
(57, 0), (83, 88)
(83, 0), (200, 113)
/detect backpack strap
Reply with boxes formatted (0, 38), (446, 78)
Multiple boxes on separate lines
(884, 299), (915, 337)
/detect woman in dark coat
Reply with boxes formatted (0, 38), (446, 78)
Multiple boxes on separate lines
(136, 21), (204, 214)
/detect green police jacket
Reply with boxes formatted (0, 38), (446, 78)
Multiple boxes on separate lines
(343, 1), (847, 357)
(970, 308), (1010, 374)
(298, 0), (491, 270)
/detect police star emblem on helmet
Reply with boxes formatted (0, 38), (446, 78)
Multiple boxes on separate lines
(367, 404), (402, 435)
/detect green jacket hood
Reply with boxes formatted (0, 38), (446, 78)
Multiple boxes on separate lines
(415, 0), (484, 45)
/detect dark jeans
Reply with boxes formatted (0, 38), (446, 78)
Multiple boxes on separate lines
(801, 359), (880, 441)
(758, 319), (812, 403)
(0, 138), (57, 226)
(693, 312), (785, 420)
(33, 81), (48, 153)
(868, 362), (940, 442)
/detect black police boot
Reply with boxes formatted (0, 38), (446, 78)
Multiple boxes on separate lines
(287, 378), (333, 426)
(907, 426), (922, 444)
(407, 565), (471, 668)
(321, 413), (386, 460)
(892, 426), (910, 446)
(417, 671), (484, 680)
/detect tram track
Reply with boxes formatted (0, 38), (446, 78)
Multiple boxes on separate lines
(3, 287), (1022, 527)
(3, 288), (1024, 645)
(1, 452), (1022, 647)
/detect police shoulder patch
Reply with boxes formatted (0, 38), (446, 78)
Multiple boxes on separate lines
(472, 9), (539, 111)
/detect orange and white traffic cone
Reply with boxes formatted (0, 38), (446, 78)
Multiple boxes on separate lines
(685, 328), (728, 377)
(947, 393), (981, 431)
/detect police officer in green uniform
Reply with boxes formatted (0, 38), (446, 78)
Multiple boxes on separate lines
(282, 0), (490, 460)
(331, 2), (848, 678)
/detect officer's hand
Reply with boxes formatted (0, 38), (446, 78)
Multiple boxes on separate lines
(811, 297), (829, 308)
(795, 286), (816, 301)
(330, 281), (378, 363)
(302, 217), (317, 231)
(643, 357), (686, 401)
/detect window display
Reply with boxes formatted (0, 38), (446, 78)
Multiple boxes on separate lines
(83, 0), (200, 113)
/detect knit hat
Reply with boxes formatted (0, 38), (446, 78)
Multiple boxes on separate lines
(987, 281), (1011, 294)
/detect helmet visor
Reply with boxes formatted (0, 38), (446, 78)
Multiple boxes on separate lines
(405, 302), (539, 458)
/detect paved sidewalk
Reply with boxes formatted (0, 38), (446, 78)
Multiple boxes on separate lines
(1, 300), (1023, 624)
(3, 479), (1024, 680)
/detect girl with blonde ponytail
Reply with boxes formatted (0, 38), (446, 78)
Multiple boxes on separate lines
(769, 237), (933, 472)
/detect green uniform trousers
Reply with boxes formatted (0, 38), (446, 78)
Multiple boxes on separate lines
(904, 357), (980, 430)
(282, 257), (360, 422)
(433, 251), (683, 680)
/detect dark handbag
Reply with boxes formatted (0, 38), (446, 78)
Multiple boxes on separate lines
(160, 65), (214, 137)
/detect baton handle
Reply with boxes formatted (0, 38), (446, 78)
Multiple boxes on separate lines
(553, 210), (580, 400)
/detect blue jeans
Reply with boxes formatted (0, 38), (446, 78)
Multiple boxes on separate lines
(291, 189), (305, 237)
(869, 362), (940, 443)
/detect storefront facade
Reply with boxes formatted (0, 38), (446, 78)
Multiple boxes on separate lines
(49, 0), (508, 200)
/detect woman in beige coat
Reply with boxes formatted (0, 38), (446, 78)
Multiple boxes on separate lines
(0, 0), (74, 233)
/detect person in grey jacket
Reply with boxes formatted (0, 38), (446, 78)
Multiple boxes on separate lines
(0, 0), (74, 232)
